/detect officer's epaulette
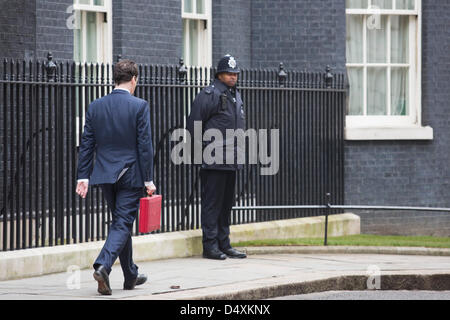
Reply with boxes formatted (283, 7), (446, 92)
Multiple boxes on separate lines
(204, 84), (215, 94)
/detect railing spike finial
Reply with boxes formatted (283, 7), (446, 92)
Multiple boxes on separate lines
(278, 62), (287, 87)
(178, 58), (187, 83)
(325, 65), (334, 88)
(45, 51), (57, 82)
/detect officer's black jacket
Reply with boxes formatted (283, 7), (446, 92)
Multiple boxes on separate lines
(186, 78), (246, 171)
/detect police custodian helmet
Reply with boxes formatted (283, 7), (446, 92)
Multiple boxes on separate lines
(215, 54), (240, 78)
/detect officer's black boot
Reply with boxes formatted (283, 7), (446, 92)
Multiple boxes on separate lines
(222, 247), (247, 259)
(203, 248), (227, 260)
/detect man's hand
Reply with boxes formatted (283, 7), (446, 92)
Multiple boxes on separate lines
(76, 181), (89, 199)
(146, 182), (157, 196)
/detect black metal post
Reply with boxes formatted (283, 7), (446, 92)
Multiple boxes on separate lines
(324, 193), (331, 246)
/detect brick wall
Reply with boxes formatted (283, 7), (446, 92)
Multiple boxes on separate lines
(35, 0), (74, 61)
(0, 0), (348, 70)
(0, 0), (183, 64)
(212, 0), (252, 68)
(250, 0), (346, 72)
(113, 0), (182, 65)
(0, 0), (36, 60)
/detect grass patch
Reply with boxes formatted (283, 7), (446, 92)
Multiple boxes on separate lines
(232, 234), (450, 249)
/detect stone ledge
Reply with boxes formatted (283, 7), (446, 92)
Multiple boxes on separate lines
(181, 273), (450, 300)
(0, 213), (360, 281)
(238, 246), (450, 256)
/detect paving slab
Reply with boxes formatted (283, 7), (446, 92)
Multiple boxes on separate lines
(0, 249), (450, 300)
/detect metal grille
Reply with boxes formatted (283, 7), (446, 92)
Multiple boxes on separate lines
(0, 55), (346, 251)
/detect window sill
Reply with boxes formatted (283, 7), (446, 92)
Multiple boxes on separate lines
(345, 126), (434, 141)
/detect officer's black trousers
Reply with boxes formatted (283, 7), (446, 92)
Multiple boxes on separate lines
(200, 169), (236, 252)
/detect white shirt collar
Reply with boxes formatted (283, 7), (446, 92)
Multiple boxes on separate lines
(114, 88), (130, 94)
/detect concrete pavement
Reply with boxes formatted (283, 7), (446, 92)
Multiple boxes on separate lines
(1, 247), (450, 300)
(0, 214), (361, 281)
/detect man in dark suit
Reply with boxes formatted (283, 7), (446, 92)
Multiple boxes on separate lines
(76, 59), (156, 295)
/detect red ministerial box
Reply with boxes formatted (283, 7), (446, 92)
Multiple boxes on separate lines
(138, 195), (162, 233)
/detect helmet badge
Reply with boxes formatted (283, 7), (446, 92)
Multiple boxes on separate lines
(228, 57), (237, 69)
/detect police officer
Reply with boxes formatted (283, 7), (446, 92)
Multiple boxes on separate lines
(187, 55), (247, 260)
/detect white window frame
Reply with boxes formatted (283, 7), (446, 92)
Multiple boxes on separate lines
(73, 0), (113, 64)
(345, 0), (433, 140)
(73, 0), (113, 146)
(181, 0), (212, 68)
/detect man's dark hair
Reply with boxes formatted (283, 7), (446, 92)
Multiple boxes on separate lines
(114, 59), (138, 85)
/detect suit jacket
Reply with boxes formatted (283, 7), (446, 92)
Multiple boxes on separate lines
(77, 89), (154, 188)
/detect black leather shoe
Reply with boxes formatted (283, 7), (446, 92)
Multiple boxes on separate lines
(222, 248), (247, 259)
(124, 274), (148, 290)
(93, 265), (112, 295)
(202, 249), (227, 260)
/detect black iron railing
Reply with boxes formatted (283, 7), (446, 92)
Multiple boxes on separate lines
(233, 200), (450, 246)
(0, 53), (346, 251)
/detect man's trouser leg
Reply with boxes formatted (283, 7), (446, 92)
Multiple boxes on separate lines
(218, 170), (236, 251)
(200, 169), (236, 252)
(93, 179), (141, 281)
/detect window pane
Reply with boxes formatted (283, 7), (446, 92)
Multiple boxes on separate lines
(86, 12), (97, 63)
(367, 67), (387, 115)
(94, 0), (104, 6)
(74, 28), (83, 62)
(396, 0), (415, 10)
(391, 68), (409, 115)
(189, 20), (198, 66)
(346, 15), (364, 63)
(371, 0), (393, 9)
(367, 15), (387, 63)
(78, 0), (90, 4)
(348, 68), (364, 115)
(184, 0), (193, 13)
(391, 15), (409, 63)
(196, 0), (204, 14)
(182, 20), (187, 63)
(346, 0), (368, 9)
